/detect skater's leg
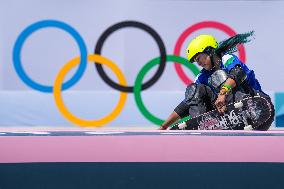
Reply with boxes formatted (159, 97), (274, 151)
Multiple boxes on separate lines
(170, 83), (216, 130)
(184, 83), (217, 117)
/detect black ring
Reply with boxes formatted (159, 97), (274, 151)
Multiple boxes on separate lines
(94, 21), (167, 93)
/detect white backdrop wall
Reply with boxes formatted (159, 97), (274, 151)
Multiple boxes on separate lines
(0, 0), (283, 129)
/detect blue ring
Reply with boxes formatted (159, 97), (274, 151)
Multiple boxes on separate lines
(13, 20), (88, 93)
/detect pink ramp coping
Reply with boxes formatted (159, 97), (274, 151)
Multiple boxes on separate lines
(0, 130), (284, 163)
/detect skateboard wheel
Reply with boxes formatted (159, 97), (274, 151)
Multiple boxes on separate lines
(234, 101), (243, 108)
(178, 122), (187, 130)
(244, 125), (253, 130)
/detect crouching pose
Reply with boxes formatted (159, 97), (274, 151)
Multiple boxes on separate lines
(160, 32), (274, 130)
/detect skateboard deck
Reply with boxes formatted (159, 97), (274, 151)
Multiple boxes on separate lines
(170, 96), (272, 130)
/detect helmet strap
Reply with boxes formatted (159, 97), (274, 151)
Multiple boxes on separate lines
(209, 54), (216, 70)
(204, 47), (220, 71)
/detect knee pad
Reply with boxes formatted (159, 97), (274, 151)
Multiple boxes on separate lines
(184, 83), (197, 103)
(184, 84), (208, 104)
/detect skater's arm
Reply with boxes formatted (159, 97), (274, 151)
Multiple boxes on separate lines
(222, 78), (236, 90)
(227, 65), (247, 87)
(159, 111), (181, 130)
(215, 78), (236, 113)
(215, 65), (247, 113)
(159, 101), (189, 130)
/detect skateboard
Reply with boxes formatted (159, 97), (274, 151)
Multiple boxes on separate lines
(170, 96), (272, 130)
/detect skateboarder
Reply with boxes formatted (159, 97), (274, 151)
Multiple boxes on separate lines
(159, 32), (274, 130)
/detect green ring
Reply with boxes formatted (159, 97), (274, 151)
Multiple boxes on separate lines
(134, 55), (200, 125)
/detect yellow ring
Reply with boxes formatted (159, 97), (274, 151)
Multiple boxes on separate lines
(53, 54), (127, 127)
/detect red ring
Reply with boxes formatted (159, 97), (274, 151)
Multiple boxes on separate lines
(173, 21), (246, 85)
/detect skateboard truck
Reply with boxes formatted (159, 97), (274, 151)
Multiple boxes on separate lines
(234, 101), (253, 130)
(234, 101), (243, 109)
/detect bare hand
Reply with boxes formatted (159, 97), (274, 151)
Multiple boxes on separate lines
(215, 94), (227, 114)
(158, 125), (168, 130)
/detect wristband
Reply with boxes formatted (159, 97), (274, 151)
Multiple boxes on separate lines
(222, 83), (232, 91)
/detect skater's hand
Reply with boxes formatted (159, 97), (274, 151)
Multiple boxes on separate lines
(159, 112), (180, 130)
(215, 94), (227, 114)
(158, 125), (168, 130)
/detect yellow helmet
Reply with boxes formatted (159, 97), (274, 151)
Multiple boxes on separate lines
(186, 35), (218, 63)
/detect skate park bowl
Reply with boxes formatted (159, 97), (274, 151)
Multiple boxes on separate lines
(1, 129), (284, 188)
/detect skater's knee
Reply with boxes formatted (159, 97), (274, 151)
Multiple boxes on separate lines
(185, 83), (207, 99)
(184, 83), (215, 104)
(184, 83), (198, 103)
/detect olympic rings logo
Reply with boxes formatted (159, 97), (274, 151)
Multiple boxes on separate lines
(13, 20), (247, 127)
